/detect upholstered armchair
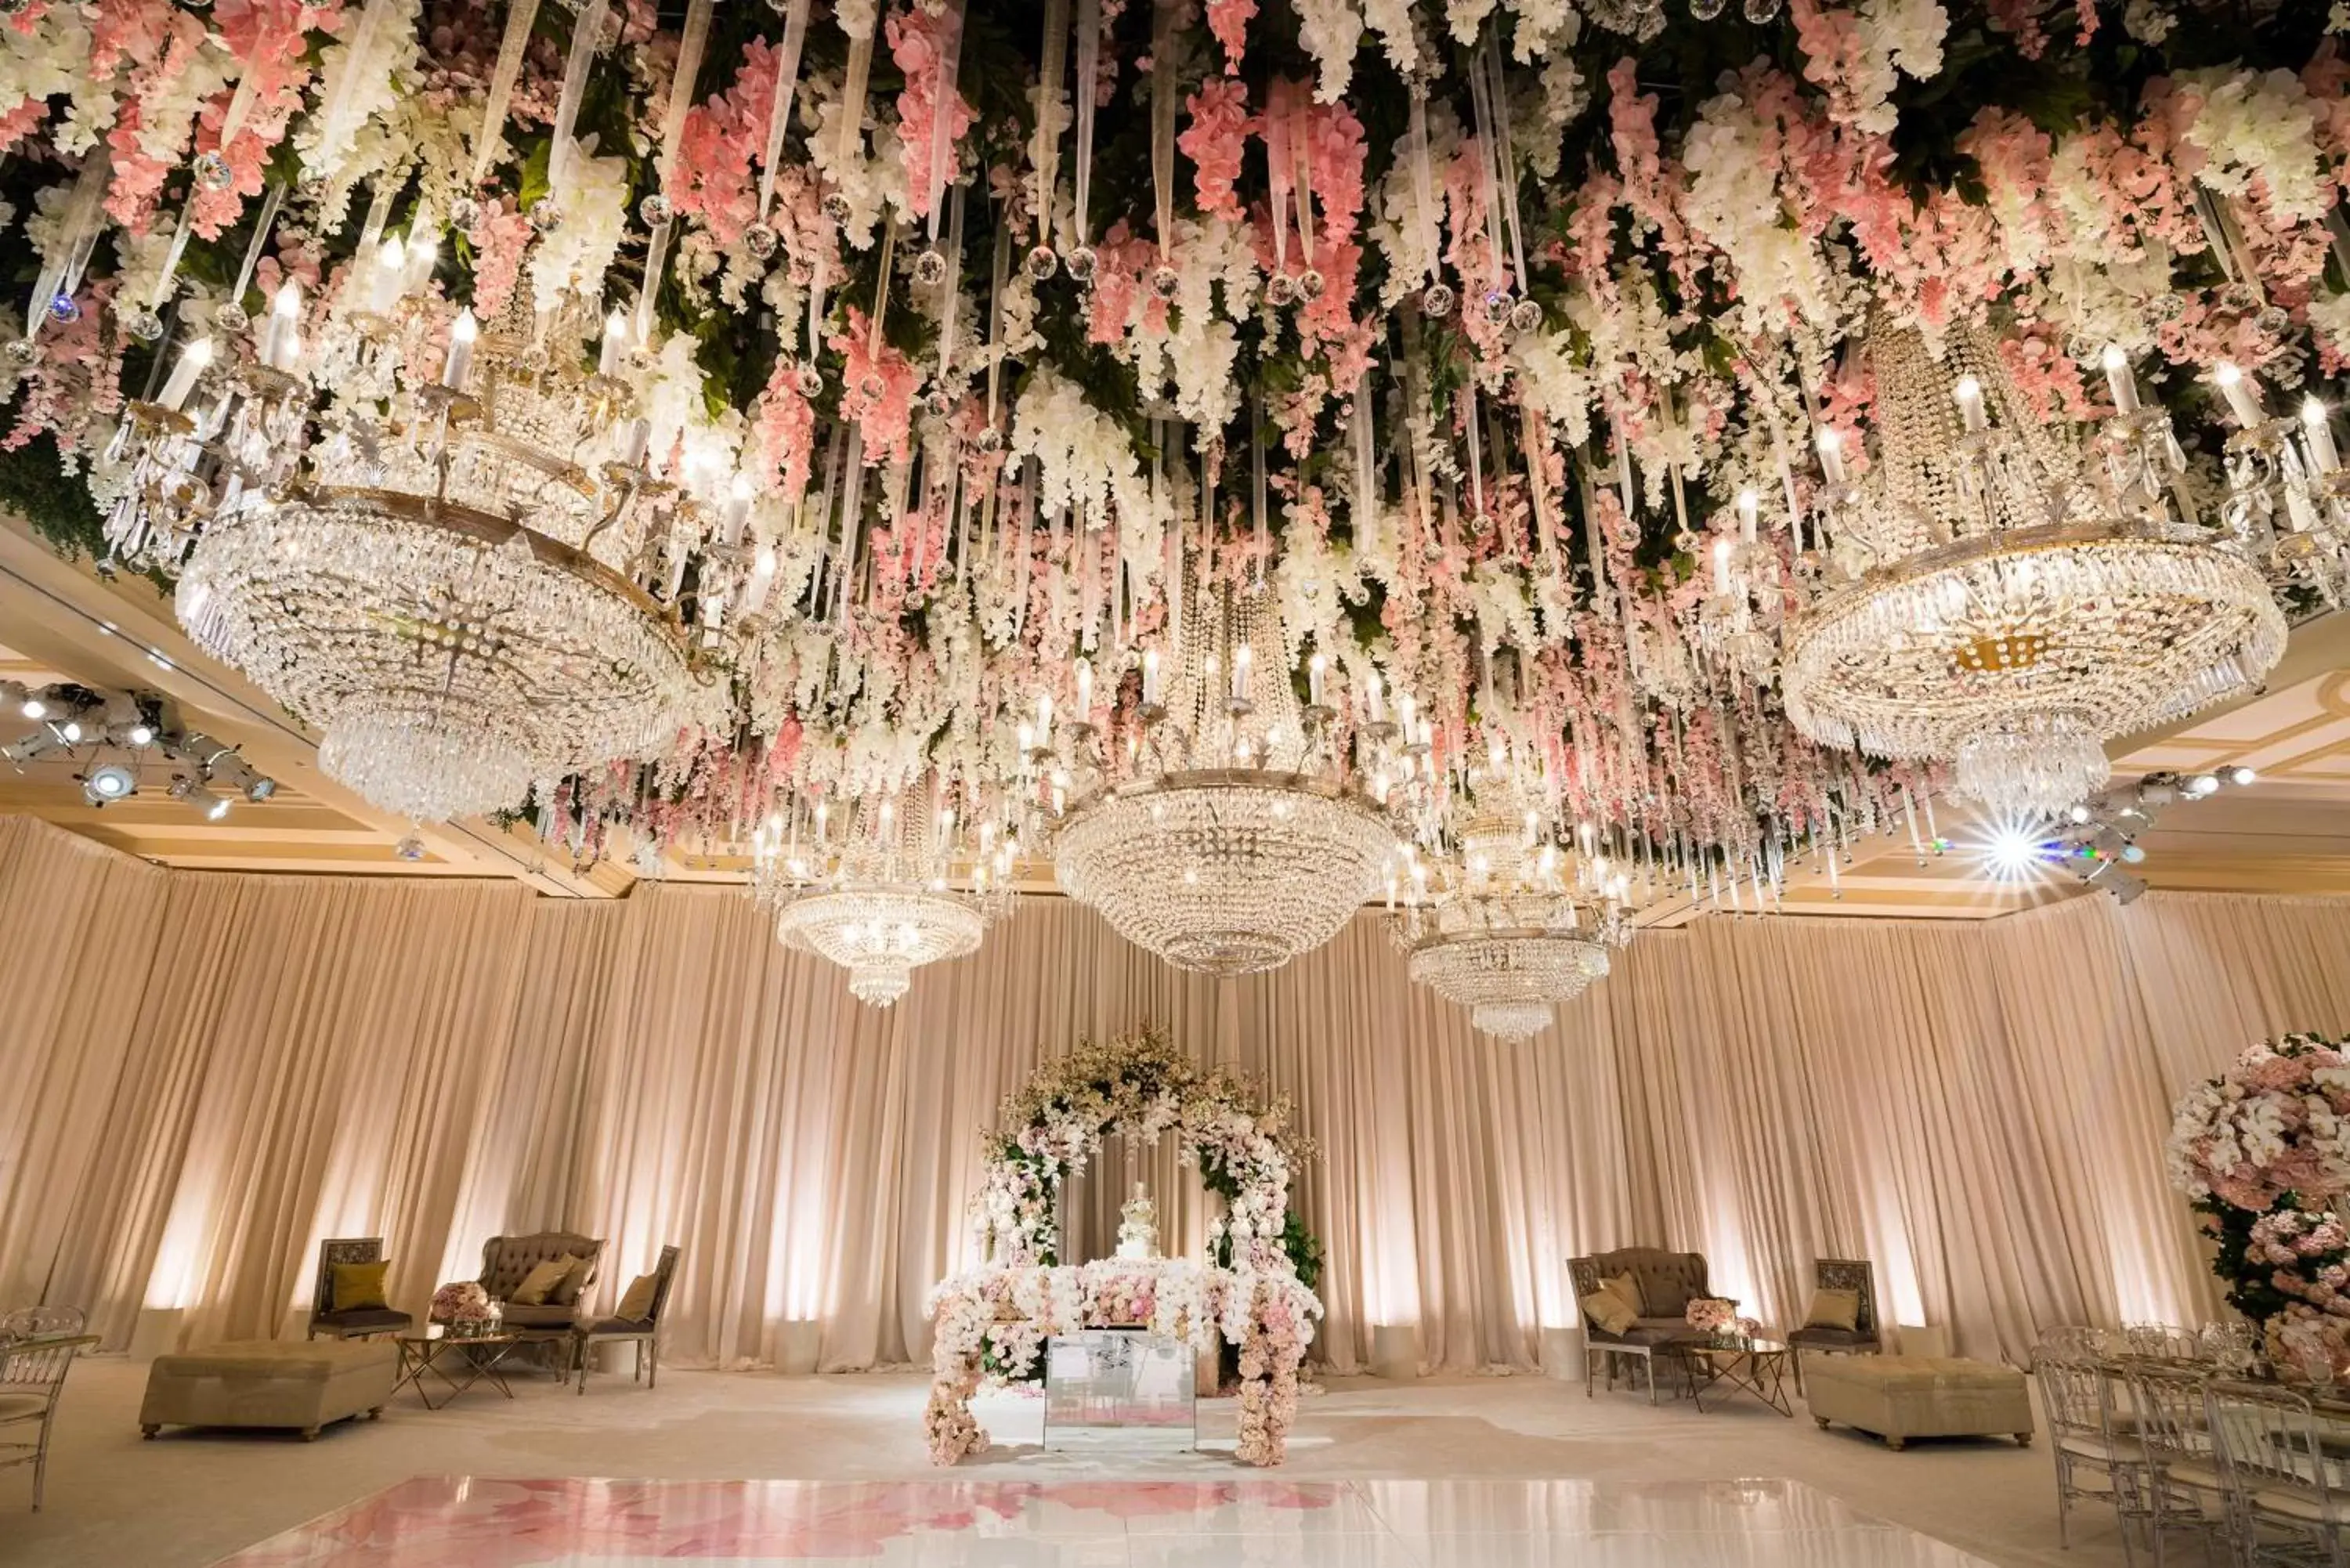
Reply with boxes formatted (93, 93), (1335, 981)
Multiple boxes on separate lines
(571, 1245), (680, 1396)
(1785, 1257), (1882, 1389)
(479, 1231), (604, 1349)
(1569, 1248), (1722, 1404)
(306, 1237), (413, 1340)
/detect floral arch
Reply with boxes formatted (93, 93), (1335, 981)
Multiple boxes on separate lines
(925, 1027), (1322, 1467)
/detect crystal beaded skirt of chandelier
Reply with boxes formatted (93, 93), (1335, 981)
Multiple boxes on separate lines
(161, 292), (725, 823)
(751, 792), (1013, 1007)
(1781, 320), (2287, 818)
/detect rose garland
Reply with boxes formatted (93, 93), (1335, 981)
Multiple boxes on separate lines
(2167, 1033), (2350, 1370)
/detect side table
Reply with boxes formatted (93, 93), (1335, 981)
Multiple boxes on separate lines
(392, 1331), (521, 1410)
(1670, 1337), (1796, 1417)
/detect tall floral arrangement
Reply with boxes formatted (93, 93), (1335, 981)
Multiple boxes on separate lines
(2168, 1034), (2350, 1370)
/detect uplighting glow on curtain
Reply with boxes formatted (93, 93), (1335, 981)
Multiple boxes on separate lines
(5, 814), (2348, 1371)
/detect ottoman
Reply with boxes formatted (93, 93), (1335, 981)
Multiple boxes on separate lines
(140, 1339), (398, 1440)
(1806, 1356), (2034, 1451)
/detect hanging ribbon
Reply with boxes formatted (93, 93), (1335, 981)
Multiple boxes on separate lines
(831, 27), (877, 227)
(544, 0), (612, 211)
(1480, 38), (1531, 295)
(1150, 0), (1178, 265)
(468, 0), (545, 193)
(1032, 0), (1071, 251)
(754, 0), (813, 228)
(1264, 81), (1292, 278)
(1405, 85), (1441, 291)
(222, 180), (287, 322)
(922, 0), (965, 242)
(935, 180), (967, 388)
(638, 0), (714, 338)
(1072, 0), (1100, 251)
(307, 0), (402, 176)
(26, 150), (111, 343)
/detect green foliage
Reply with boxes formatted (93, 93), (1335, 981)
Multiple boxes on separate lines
(0, 430), (106, 560)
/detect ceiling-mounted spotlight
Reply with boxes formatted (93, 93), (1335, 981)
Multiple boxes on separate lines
(127, 722), (155, 746)
(2229, 765), (2258, 786)
(168, 777), (231, 821)
(2187, 772), (2222, 798)
(57, 717), (85, 742)
(82, 762), (138, 804)
(182, 732), (276, 803)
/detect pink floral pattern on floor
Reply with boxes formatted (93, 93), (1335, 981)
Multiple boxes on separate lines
(215, 1478), (1352, 1566)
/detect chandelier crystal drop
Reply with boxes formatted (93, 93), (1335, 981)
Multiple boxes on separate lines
(752, 788), (1012, 1007)
(1781, 319), (2286, 818)
(1050, 583), (1399, 975)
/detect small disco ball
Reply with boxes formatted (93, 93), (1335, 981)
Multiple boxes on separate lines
(1025, 244), (1058, 282)
(1150, 265), (1180, 302)
(191, 150), (234, 192)
(1509, 298), (1544, 334)
(638, 192), (674, 227)
(743, 222), (780, 261)
(914, 247), (949, 286)
(1299, 269), (1326, 302)
(975, 426), (1004, 454)
(794, 363), (824, 399)
(4, 337), (39, 367)
(123, 306), (167, 343)
(1742, 0), (1782, 20)
(1689, 0), (1727, 16)
(213, 301), (251, 335)
(448, 196), (482, 231)
(1063, 245), (1098, 284)
(1265, 273), (1297, 308)
(1421, 282), (1455, 319)
(45, 291), (79, 325)
(924, 386), (955, 417)
(526, 197), (564, 234)
(1482, 290), (1514, 327)
(821, 191), (854, 225)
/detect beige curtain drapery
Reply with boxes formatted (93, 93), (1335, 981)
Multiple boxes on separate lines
(0, 815), (2334, 1371)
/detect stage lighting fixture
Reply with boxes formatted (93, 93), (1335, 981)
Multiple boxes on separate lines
(2229, 765), (2258, 786)
(127, 722), (155, 746)
(169, 778), (232, 821)
(82, 762), (138, 804)
(2187, 772), (2222, 798)
(1980, 821), (2055, 881)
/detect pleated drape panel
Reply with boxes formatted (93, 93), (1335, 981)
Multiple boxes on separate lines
(0, 813), (2336, 1371)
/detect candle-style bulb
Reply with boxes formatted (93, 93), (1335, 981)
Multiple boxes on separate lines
(158, 336), (215, 412)
(1074, 656), (1094, 717)
(2216, 361), (2266, 428)
(2101, 344), (2141, 415)
(1815, 427), (1847, 486)
(1735, 486), (1759, 544)
(1142, 647), (1162, 706)
(599, 309), (628, 377)
(442, 307), (479, 391)
(2305, 396), (2342, 474)
(1953, 374), (1987, 434)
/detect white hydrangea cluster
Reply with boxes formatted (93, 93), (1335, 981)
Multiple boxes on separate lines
(530, 138), (630, 314)
(1010, 366), (1154, 532)
(1682, 90), (1839, 335)
(2178, 67), (2332, 226)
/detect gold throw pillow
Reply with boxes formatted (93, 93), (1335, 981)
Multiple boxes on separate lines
(553, 1254), (595, 1305)
(1601, 1272), (1645, 1317)
(330, 1259), (389, 1312)
(512, 1256), (577, 1306)
(1582, 1289), (1637, 1336)
(615, 1272), (660, 1322)
(1806, 1287), (1863, 1331)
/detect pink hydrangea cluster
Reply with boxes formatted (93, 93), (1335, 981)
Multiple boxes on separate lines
(1685, 1296), (1737, 1334)
(671, 34), (787, 247)
(829, 308), (919, 465)
(1179, 79), (1250, 223)
(888, 5), (975, 229)
(2169, 1035), (2350, 1212)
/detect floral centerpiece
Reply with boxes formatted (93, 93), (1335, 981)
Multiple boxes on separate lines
(430, 1281), (496, 1339)
(2168, 1034), (2350, 1378)
(927, 1026), (1323, 1467)
(1683, 1297), (1759, 1345)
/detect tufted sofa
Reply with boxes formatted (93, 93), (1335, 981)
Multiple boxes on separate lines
(479, 1231), (604, 1344)
(1568, 1247), (1727, 1403)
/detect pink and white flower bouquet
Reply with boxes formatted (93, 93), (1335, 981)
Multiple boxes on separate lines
(430, 1280), (493, 1331)
(1685, 1297), (1737, 1335)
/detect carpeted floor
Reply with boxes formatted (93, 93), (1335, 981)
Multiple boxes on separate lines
(3, 1358), (2132, 1568)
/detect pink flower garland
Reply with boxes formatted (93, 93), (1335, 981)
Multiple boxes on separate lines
(1180, 79), (1250, 224)
(830, 307), (918, 464)
(1205, 0), (1252, 74)
(888, 5), (975, 229)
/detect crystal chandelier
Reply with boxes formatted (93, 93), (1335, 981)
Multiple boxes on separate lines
(107, 255), (743, 823)
(751, 786), (1013, 1007)
(1781, 319), (2286, 818)
(2210, 363), (2350, 605)
(1050, 584), (1397, 975)
(1390, 761), (1629, 1041)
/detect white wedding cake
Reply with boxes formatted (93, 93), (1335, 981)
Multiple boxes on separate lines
(1115, 1182), (1159, 1260)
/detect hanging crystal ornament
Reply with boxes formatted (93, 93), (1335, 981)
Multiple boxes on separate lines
(925, 180), (968, 418)
(210, 180), (285, 338)
(1781, 317), (2286, 817)
(736, 0), (812, 273)
(815, 4), (874, 233)
(1061, 0), (1102, 285)
(978, 220), (1012, 452)
(1466, 38), (1520, 330)
(1026, 0), (1072, 279)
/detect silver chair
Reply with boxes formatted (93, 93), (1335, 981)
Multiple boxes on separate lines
(571, 1245), (680, 1395)
(2206, 1378), (2350, 1567)
(2037, 1342), (2149, 1563)
(2124, 1361), (2231, 1567)
(1, 1306), (94, 1512)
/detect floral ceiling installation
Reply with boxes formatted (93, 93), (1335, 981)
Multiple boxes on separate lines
(0, 0), (2344, 964)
